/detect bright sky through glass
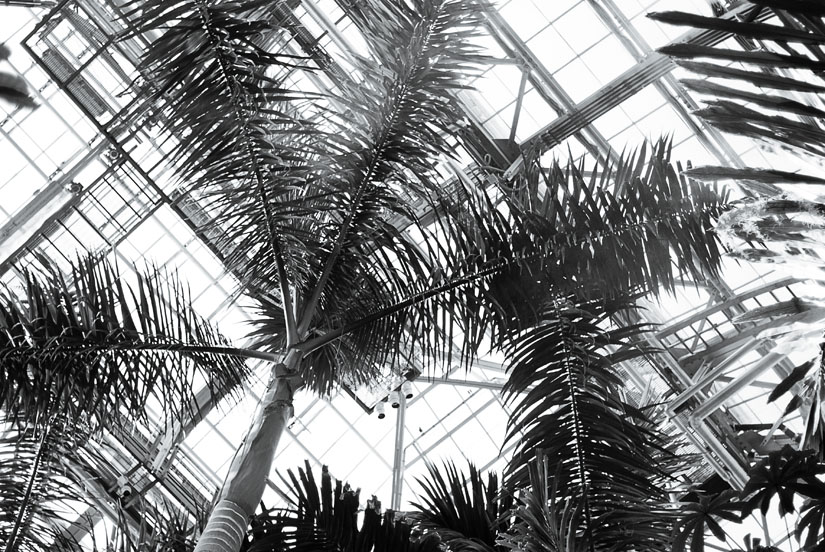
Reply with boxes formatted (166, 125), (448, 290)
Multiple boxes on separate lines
(2, 1), (823, 547)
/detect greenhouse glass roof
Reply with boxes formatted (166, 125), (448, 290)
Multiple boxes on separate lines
(2, 0), (824, 547)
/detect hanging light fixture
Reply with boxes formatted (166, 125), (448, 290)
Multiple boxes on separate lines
(390, 391), (400, 408)
(375, 401), (386, 419)
(401, 381), (413, 399)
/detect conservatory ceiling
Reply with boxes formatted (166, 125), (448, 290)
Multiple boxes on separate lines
(0, 0), (821, 543)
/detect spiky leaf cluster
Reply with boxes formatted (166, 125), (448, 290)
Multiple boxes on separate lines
(0, 255), (248, 432)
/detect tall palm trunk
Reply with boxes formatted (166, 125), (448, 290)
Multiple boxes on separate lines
(194, 351), (303, 552)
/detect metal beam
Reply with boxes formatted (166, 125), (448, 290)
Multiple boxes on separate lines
(505, 3), (766, 178)
(479, 0), (614, 166)
(390, 392), (407, 510)
(587, 0), (751, 171)
(690, 352), (785, 422)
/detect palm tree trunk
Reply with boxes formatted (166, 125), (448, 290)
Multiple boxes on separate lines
(194, 351), (303, 552)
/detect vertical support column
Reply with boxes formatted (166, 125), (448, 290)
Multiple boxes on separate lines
(390, 393), (407, 511)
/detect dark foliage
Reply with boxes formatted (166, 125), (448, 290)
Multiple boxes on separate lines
(244, 461), (441, 551)
(0, 254), (248, 433)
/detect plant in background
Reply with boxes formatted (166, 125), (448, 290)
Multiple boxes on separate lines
(668, 446), (825, 552)
(672, 490), (744, 552)
(501, 296), (682, 552)
(241, 461), (442, 552)
(0, 255), (252, 551)
(649, 4), (825, 548)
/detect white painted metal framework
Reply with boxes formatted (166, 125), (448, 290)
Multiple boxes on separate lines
(1, 0), (818, 544)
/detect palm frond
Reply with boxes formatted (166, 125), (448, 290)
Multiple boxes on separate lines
(85, 497), (201, 552)
(410, 461), (509, 552)
(501, 296), (680, 551)
(511, 139), (729, 299)
(0, 422), (88, 552)
(683, 165), (825, 186)
(245, 461), (441, 551)
(293, 0), (487, 327)
(126, 0), (322, 313)
(652, 3), (825, 174)
(262, 140), (729, 393)
(0, 254), (249, 432)
(497, 455), (590, 552)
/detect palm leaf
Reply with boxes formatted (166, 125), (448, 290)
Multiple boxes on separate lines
(660, 42), (825, 71)
(681, 78), (825, 119)
(649, 11), (825, 44)
(246, 461), (441, 551)
(674, 60), (825, 93)
(683, 166), (825, 186)
(672, 490), (744, 552)
(510, 139), (729, 299)
(272, 140), (729, 396)
(498, 455), (590, 552)
(85, 497), (202, 552)
(501, 295), (680, 551)
(0, 254), (249, 432)
(654, 3), (825, 177)
(409, 461), (508, 552)
(740, 446), (825, 517)
(796, 494), (825, 550)
(0, 422), (88, 552)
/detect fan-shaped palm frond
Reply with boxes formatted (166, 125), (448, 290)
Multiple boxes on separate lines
(501, 296), (680, 551)
(0, 254), (251, 433)
(410, 461), (509, 552)
(741, 446), (825, 518)
(672, 490), (744, 552)
(245, 461), (441, 551)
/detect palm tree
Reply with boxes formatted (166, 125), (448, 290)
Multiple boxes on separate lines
(1, 0), (738, 550)
(0, 254), (255, 549)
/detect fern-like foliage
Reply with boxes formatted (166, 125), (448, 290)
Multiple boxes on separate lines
(510, 139), (729, 300)
(0, 422), (86, 552)
(0, 254), (248, 432)
(501, 296), (680, 551)
(254, 139), (731, 394)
